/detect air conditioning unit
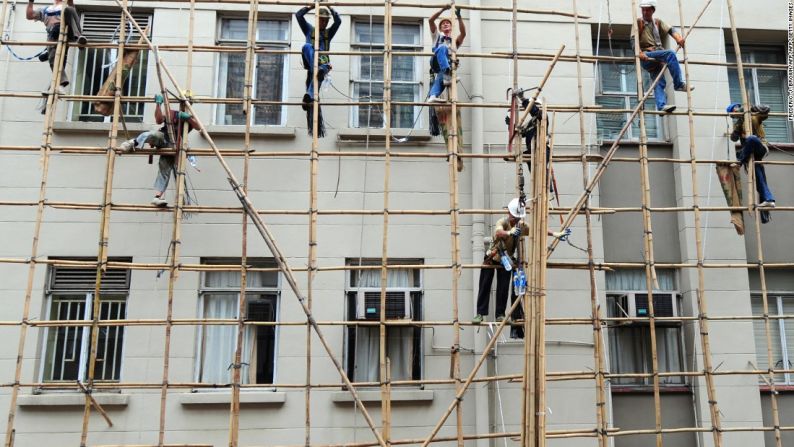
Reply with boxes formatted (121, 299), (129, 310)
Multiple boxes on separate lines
(355, 289), (412, 320)
(625, 293), (679, 318)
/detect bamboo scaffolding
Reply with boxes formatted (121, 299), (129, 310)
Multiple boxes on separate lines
(112, 3), (387, 446)
(2, 15), (69, 447)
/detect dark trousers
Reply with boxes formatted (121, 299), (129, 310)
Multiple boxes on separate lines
(45, 7), (83, 87)
(738, 135), (775, 204)
(301, 43), (330, 100)
(475, 261), (525, 321)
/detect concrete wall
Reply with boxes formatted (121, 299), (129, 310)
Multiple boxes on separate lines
(0, 0), (791, 446)
(612, 393), (698, 447)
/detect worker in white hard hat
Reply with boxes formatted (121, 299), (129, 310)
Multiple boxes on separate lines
(633, 0), (693, 114)
(473, 198), (572, 328)
(473, 198), (529, 330)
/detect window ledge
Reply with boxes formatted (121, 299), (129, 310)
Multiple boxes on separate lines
(53, 121), (149, 134)
(761, 385), (794, 393)
(179, 391), (286, 406)
(203, 125), (296, 138)
(18, 393), (129, 407)
(331, 389), (434, 403)
(600, 140), (673, 148)
(336, 128), (432, 143)
(611, 385), (690, 394)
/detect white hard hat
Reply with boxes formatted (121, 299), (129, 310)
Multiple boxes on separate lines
(639, 0), (657, 9)
(507, 198), (526, 218)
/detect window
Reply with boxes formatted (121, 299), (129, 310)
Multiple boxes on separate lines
(196, 260), (279, 385)
(606, 269), (684, 386)
(351, 21), (422, 128)
(215, 18), (289, 126)
(594, 43), (662, 141)
(345, 260), (422, 382)
(41, 260), (130, 382)
(751, 294), (794, 384)
(71, 11), (151, 122)
(727, 46), (792, 143)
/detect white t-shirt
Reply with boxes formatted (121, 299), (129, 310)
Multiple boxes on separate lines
(35, 4), (63, 32)
(432, 30), (455, 53)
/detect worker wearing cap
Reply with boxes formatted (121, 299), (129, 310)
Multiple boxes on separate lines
(473, 198), (528, 329)
(427, 5), (466, 103)
(632, 0), (692, 114)
(296, 4), (342, 109)
(727, 102), (776, 212)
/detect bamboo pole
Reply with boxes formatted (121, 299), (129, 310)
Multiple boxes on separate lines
(571, 1), (609, 445)
(377, 1), (395, 444)
(675, 1), (726, 446)
(2, 10), (69, 447)
(228, 2), (256, 446)
(81, 4), (129, 445)
(111, 3), (387, 445)
(76, 381), (114, 427)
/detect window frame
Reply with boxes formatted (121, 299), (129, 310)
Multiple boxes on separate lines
(343, 259), (423, 384)
(606, 290), (686, 388)
(194, 260), (281, 387)
(726, 45), (793, 143)
(593, 42), (664, 142)
(751, 292), (794, 385)
(213, 16), (290, 127)
(350, 20), (423, 129)
(39, 262), (130, 385)
(68, 11), (152, 123)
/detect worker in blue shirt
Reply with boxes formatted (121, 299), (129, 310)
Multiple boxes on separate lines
(295, 5), (342, 110)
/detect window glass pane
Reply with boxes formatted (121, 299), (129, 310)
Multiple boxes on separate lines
(354, 82), (385, 128)
(595, 96), (628, 141)
(609, 326), (644, 385)
(217, 53), (247, 125)
(199, 294), (237, 383)
(221, 19), (249, 40)
(352, 326), (414, 382)
(257, 19), (289, 41)
(598, 63), (626, 93)
(354, 22), (385, 45)
(629, 97), (660, 140)
(359, 55), (385, 81)
(751, 295), (784, 382)
(255, 53), (286, 125)
(392, 83), (418, 128)
(657, 327), (683, 384)
(204, 270), (278, 289)
(606, 269), (675, 291)
(392, 55), (416, 82)
(95, 297), (126, 381)
(780, 297), (794, 373)
(392, 24), (421, 45)
(242, 295), (277, 384)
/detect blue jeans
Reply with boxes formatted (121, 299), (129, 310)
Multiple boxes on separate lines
(301, 43), (330, 100)
(641, 49), (685, 110)
(738, 136), (775, 203)
(429, 45), (451, 97)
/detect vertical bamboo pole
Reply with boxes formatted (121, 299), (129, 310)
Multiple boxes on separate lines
(571, 1), (609, 445)
(535, 105), (551, 447)
(726, 2), (778, 447)
(227, 2), (257, 446)
(306, 0), (322, 445)
(0, 0), (9, 42)
(81, 4), (128, 445)
(675, 2), (726, 446)
(629, 3), (663, 446)
(444, 2), (464, 447)
(3, 11), (69, 447)
(378, 0), (394, 443)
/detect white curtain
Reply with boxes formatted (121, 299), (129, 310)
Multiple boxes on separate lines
(353, 327), (413, 382)
(356, 269), (411, 288)
(200, 294), (237, 384)
(605, 269), (675, 291)
(204, 270), (269, 289)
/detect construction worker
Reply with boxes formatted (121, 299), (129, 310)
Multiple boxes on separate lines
(295, 4), (342, 109)
(427, 6), (466, 103)
(473, 198), (571, 329)
(633, 0), (692, 114)
(120, 94), (199, 207)
(727, 102), (776, 216)
(26, 0), (87, 89)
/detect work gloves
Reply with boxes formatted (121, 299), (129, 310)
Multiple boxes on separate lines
(154, 94), (164, 105)
(455, 7), (462, 18)
(510, 226), (522, 238)
(177, 111), (192, 120)
(552, 228), (572, 242)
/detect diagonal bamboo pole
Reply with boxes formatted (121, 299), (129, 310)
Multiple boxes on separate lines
(2, 11), (69, 447)
(110, 3), (386, 445)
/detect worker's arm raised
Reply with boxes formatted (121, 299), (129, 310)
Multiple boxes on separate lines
(26, 0), (37, 21)
(428, 5), (449, 35)
(455, 7), (466, 47)
(295, 6), (313, 37)
(67, 0), (75, 7)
